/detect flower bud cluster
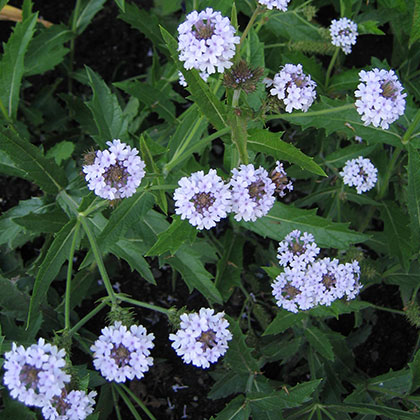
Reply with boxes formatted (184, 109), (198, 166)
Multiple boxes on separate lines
(3, 339), (96, 419)
(83, 139), (146, 200)
(177, 8), (240, 81)
(354, 68), (406, 129)
(339, 156), (378, 194)
(173, 162), (293, 229)
(269, 64), (317, 113)
(329, 17), (358, 54)
(272, 230), (362, 312)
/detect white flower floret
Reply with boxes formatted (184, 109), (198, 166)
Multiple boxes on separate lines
(90, 322), (154, 383)
(169, 308), (232, 369)
(174, 169), (231, 230)
(3, 338), (71, 408)
(277, 229), (320, 269)
(340, 156), (378, 194)
(329, 17), (358, 54)
(257, 0), (291, 11)
(354, 68), (406, 129)
(83, 139), (146, 200)
(229, 164), (276, 222)
(270, 64), (317, 113)
(177, 8), (240, 81)
(41, 390), (97, 420)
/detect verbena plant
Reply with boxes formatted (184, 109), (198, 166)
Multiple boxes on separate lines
(0, 0), (420, 418)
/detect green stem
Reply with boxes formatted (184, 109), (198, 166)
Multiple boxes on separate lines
(264, 43), (287, 49)
(402, 109), (420, 145)
(368, 303), (406, 316)
(236, 6), (263, 61)
(325, 47), (339, 89)
(377, 147), (401, 200)
(64, 219), (81, 330)
(265, 103), (354, 121)
(69, 299), (110, 335)
(120, 384), (157, 420)
(79, 216), (117, 304)
(117, 295), (172, 316)
(81, 199), (109, 217)
(112, 384), (124, 420)
(232, 89), (241, 108)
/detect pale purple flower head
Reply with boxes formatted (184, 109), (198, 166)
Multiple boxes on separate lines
(90, 322), (154, 383)
(339, 156), (378, 194)
(177, 8), (240, 81)
(229, 164), (276, 222)
(3, 338), (71, 407)
(173, 169), (231, 230)
(271, 161), (293, 198)
(169, 308), (232, 369)
(270, 64), (317, 113)
(41, 389), (97, 420)
(257, 0), (291, 11)
(354, 68), (406, 129)
(277, 229), (320, 269)
(83, 139), (145, 200)
(329, 17), (358, 54)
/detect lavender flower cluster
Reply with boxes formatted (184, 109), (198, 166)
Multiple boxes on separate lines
(3, 339), (96, 419)
(354, 68), (406, 130)
(174, 162), (293, 229)
(340, 156), (378, 194)
(272, 230), (362, 313)
(329, 17), (358, 54)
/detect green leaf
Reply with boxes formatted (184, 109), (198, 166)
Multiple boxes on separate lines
(239, 202), (368, 249)
(304, 326), (334, 360)
(24, 25), (72, 76)
(13, 208), (68, 234)
(247, 128), (326, 176)
(213, 395), (249, 420)
(208, 372), (250, 400)
(358, 20), (385, 35)
(118, 3), (165, 52)
(407, 144), (420, 250)
(263, 310), (306, 336)
(323, 144), (378, 168)
(409, 349), (420, 392)
(0, 149), (28, 178)
(146, 216), (197, 256)
(98, 191), (155, 253)
(0, 275), (30, 319)
(274, 96), (403, 147)
(28, 219), (80, 327)
(160, 26), (228, 131)
(114, 0), (125, 11)
(0, 127), (68, 194)
(85, 66), (127, 148)
(71, 0), (107, 35)
(0, 11), (37, 119)
(114, 80), (176, 123)
(45, 141), (75, 165)
(326, 403), (420, 419)
(224, 319), (260, 373)
(169, 245), (223, 304)
(109, 239), (155, 285)
(380, 201), (412, 270)
(409, 0), (420, 48)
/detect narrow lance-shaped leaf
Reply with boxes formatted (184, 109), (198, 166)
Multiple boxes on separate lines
(407, 144), (420, 250)
(304, 326), (334, 361)
(160, 26), (228, 131)
(0, 10), (37, 119)
(71, 0), (107, 35)
(27, 219), (80, 327)
(0, 127), (68, 194)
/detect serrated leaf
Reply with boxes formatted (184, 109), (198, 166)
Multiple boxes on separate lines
(146, 216), (197, 256)
(24, 25), (72, 76)
(0, 127), (68, 194)
(263, 310), (306, 336)
(85, 66), (127, 148)
(213, 395), (249, 420)
(409, 349), (420, 392)
(0, 149), (28, 178)
(0, 10), (37, 119)
(28, 219), (79, 327)
(169, 245), (223, 304)
(114, 80), (176, 123)
(160, 26), (228, 131)
(208, 371), (250, 400)
(239, 202), (368, 249)
(407, 144), (420, 250)
(0, 275), (30, 319)
(71, 0), (106, 35)
(114, 0), (125, 11)
(98, 191), (155, 253)
(247, 128), (326, 176)
(13, 208), (68, 234)
(46, 141), (75, 165)
(326, 403), (420, 419)
(358, 20), (385, 35)
(304, 326), (334, 360)
(380, 201), (412, 270)
(275, 96), (403, 147)
(224, 319), (259, 373)
(109, 239), (155, 285)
